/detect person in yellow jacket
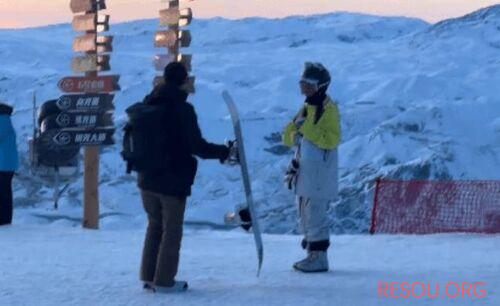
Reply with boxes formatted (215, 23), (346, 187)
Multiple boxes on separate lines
(283, 62), (341, 273)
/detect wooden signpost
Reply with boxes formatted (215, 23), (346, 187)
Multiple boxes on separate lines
(56, 0), (118, 229)
(154, 0), (195, 93)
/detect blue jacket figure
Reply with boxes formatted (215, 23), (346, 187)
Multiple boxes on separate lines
(0, 103), (19, 226)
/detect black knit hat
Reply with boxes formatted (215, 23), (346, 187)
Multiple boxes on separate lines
(163, 62), (188, 86)
(301, 62), (331, 89)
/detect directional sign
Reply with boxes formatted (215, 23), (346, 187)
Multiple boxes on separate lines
(178, 54), (192, 71)
(159, 8), (180, 26)
(58, 75), (120, 93)
(73, 34), (96, 53)
(153, 54), (175, 71)
(154, 54), (191, 71)
(179, 30), (192, 47)
(50, 128), (115, 147)
(154, 76), (195, 93)
(178, 9), (193, 27)
(72, 13), (110, 32)
(37, 130), (81, 166)
(154, 30), (191, 48)
(54, 112), (113, 129)
(70, 0), (95, 14)
(40, 112), (113, 132)
(154, 30), (178, 48)
(56, 94), (114, 112)
(159, 8), (192, 27)
(73, 34), (113, 53)
(73, 13), (95, 32)
(96, 15), (111, 33)
(97, 36), (113, 53)
(73, 112), (113, 127)
(70, 0), (106, 14)
(72, 54), (110, 73)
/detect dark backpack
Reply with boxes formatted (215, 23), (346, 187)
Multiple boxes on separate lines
(121, 102), (173, 174)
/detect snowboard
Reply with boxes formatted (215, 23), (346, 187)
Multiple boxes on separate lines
(222, 90), (264, 276)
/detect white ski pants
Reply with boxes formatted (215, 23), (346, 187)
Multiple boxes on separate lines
(297, 196), (330, 242)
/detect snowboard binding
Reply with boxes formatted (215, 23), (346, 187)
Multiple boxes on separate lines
(225, 205), (252, 231)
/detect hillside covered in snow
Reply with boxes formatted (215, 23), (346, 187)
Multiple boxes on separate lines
(1, 5), (499, 233)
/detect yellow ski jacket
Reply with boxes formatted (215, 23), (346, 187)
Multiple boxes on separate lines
(283, 96), (341, 150)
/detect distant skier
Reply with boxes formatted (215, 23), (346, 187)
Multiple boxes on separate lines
(123, 62), (238, 293)
(0, 103), (19, 226)
(283, 62), (341, 273)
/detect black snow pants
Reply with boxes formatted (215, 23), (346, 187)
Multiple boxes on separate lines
(0, 171), (14, 226)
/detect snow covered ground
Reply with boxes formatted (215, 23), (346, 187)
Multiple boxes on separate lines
(1, 225), (499, 306)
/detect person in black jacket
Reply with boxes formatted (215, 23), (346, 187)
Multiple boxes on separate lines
(138, 62), (237, 293)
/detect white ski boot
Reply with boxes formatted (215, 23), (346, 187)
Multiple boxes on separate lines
(154, 281), (188, 293)
(293, 239), (312, 269)
(293, 251), (329, 273)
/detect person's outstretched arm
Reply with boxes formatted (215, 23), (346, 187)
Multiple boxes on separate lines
(179, 103), (229, 162)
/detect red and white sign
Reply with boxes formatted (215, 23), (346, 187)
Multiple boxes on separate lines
(58, 75), (120, 93)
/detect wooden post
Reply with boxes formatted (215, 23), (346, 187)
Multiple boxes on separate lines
(83, 10), (100, 229)
(170, 1), (180, 59)
(61, 0), (116, 228)
(154, 0), (194, 92)
(83, 146), (99, 229)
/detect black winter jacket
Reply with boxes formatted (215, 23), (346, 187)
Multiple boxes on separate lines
(138, 84), (229, 197)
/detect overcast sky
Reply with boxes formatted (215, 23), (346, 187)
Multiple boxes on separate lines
(0, 0), (498, 29)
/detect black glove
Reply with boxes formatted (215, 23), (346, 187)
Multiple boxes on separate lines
(238, 207), (252, 231)
(284, 158), (299, 190)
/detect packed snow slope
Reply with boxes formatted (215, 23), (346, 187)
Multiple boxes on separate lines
(1, 5), (500, 233)
(1, 225), (499, 306)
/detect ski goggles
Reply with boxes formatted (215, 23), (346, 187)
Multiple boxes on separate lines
(299, 78), (320, 86)
(299, 78), (329, 89)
